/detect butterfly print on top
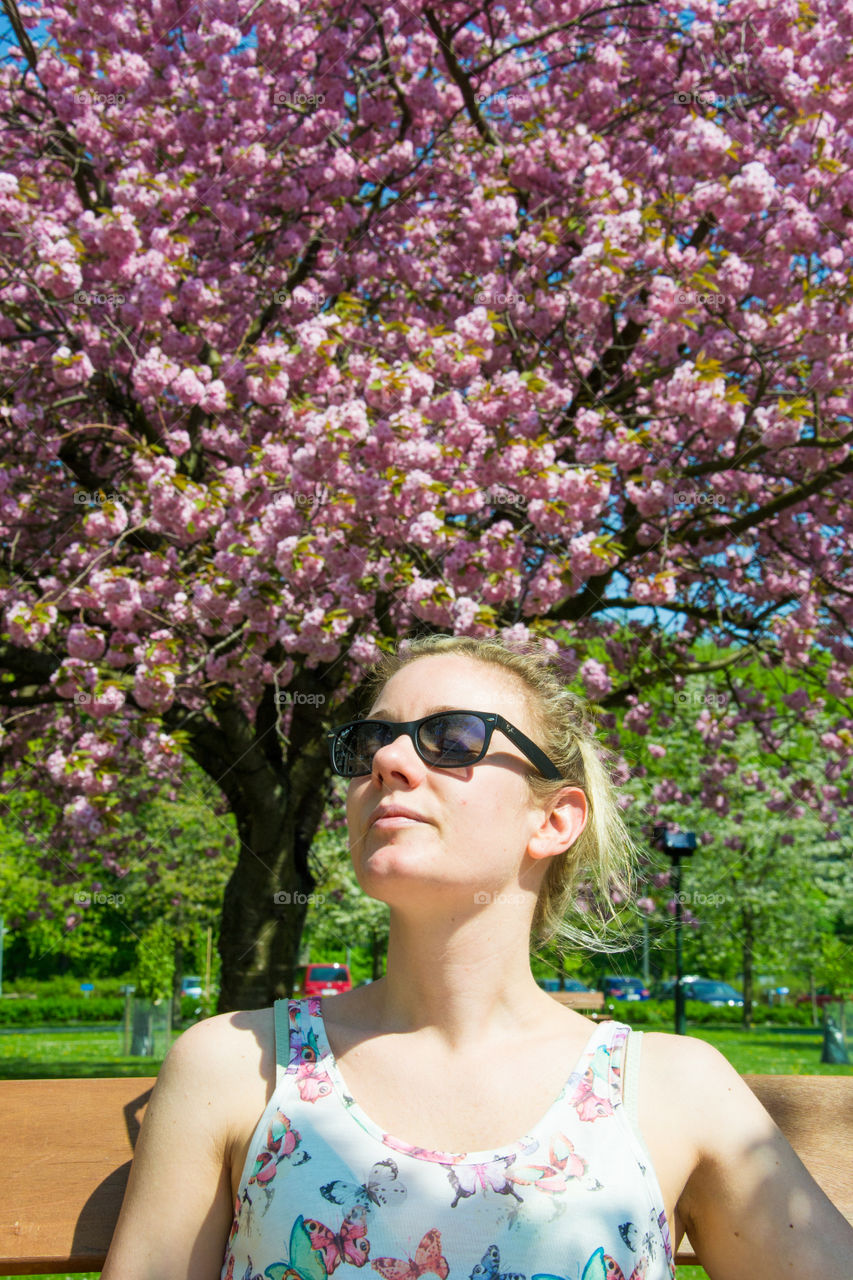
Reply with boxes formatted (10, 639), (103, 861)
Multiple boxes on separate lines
(219, 1005), (675, 1280)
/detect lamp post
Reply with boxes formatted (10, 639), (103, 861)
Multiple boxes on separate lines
(654, 827), (697, 1036)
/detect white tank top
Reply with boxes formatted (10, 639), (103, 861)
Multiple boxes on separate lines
(220, 997), (675, 1280)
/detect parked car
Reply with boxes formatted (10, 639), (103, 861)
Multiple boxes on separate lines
(601, 975), (650, 1001)
(180, 976), (203, 999)
(795, 989), (841, 1008)
(654, 976), (744, 1007)
(536, 977), (590, 993)
(301, 963), (352, 997)
(687, 979), (744, 1006)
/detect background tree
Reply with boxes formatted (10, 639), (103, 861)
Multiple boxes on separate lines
(0, 0), (851, 1008)
(302, 819), (391, 982)
(0, 753), (236, 985)
(132, 915), (175, 1054)
(614, 644), (853, 1023)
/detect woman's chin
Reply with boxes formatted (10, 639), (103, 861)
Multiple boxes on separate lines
(356, 852), (469, 895)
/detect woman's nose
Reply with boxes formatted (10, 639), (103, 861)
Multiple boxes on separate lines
(371, 729), (423, 781)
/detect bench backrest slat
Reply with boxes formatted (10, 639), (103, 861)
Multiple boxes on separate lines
(548, 990), (606, 1010)
(0, 1072), (850, 1274)
(1, 1076), (156, 1276)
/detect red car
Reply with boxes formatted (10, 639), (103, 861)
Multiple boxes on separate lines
(795, 990), (842, 1008)
(301, 963), (352, 997)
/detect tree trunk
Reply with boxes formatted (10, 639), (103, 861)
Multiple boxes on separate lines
(809, 970), (819, 1028)
(371, 927), (384, 981)
(171, 929), (184, 1029)
(217, 784), (315, 1011)
(742, 909), (754, 1030)
(131, 1002), (154, 1056)
(169, 680), (363, 1013)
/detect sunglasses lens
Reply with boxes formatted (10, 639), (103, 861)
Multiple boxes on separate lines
(419, 713), (486, 765)
(332, 714), (487, 775)
(333, 723), (391, 776)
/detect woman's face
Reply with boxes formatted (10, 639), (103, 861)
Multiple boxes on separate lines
(345, 654), (583, 909)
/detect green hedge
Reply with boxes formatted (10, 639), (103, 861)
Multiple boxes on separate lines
(0, 994), (212, 1026)
(0, 991), (819, 1029)
(614, 999), (816, 1027)
(0, 975), (137, 999)
(0, 996), (125, 1025)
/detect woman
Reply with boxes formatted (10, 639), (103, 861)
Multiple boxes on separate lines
(102, 635), (853, 1280)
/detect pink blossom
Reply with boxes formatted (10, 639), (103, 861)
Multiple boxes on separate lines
(6, 601), (58, 646)
(730, 161), (776, 213)
(67, 624), (106, 661)
(90, 684), (126, 720)
(172, 368), (207, 405)
(84, 501), (129, 539)
(52, 347), (94, 386)
(133, 664), (176, 712)
(579, 659), (613, 699)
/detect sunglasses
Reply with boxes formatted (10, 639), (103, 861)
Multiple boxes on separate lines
(327, 710), (563, 780)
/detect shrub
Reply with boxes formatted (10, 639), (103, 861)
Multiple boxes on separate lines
(0, 996), (124, 1025)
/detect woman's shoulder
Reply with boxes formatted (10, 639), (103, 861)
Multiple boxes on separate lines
(636, 1029), (764, 1154)
(637, 1028), (741, 1086)
(173, 1004), (277, 1058)
(166, 1007), (280, 1167)
(166, 1006), (279, 1110)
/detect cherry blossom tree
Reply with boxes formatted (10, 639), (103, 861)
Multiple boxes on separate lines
(1, 0), (852, 1009)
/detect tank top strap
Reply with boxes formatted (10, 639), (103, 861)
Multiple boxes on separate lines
(273, 997), (292, 1087)
(572, 1019), (631, 1111)
(622, 1027), (643, 1129)
(604, 1020), (631, 1108)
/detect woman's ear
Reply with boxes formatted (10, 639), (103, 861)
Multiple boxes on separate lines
(528, 787), (588, 861)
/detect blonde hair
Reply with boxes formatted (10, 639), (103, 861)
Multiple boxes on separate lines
(359, 634), (636, 954)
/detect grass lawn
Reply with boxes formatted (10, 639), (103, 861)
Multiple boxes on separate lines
(2, 1017), (849, 1279)
(626, 1021), (853, 1076)
(0, 1025), (183, 1079)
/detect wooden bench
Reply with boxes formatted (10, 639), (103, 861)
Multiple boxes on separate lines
(548, 989), (607, 1015)
(1, 1074), (851, 1275)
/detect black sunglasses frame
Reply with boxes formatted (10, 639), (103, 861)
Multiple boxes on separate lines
(327, 710), (563, 780)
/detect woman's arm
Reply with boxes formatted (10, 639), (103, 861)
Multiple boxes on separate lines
(101, 1014), (238, 1280)
(661, 1035), (853, 1280)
